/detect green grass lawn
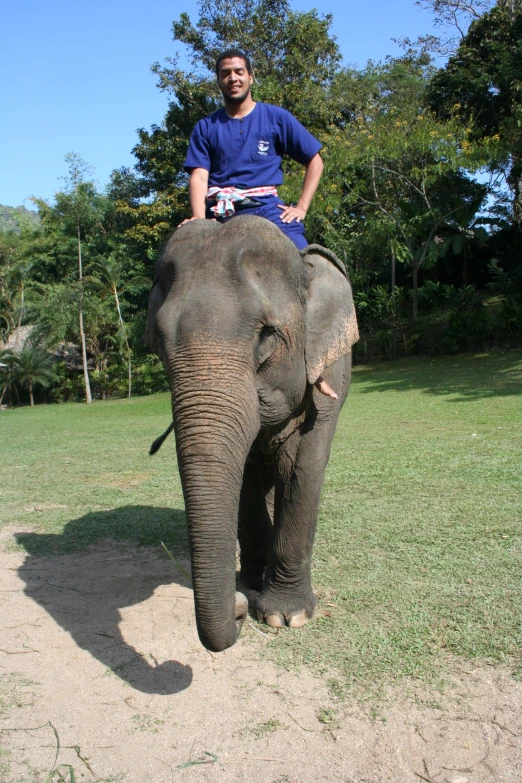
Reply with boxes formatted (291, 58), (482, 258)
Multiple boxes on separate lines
(1, 351), (521, 692)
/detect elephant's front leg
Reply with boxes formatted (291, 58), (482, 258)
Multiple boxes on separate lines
(256, 423), (334, 629)
(238, 449), (274, 592)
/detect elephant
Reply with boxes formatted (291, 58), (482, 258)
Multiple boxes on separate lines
(145, 215), (358, 652)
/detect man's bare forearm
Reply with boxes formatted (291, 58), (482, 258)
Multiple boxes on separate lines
(297, 153), (324, 213)
(179, 169), (209, 226)
(278, 153), (324, 224)
(189, 168), (209, 219)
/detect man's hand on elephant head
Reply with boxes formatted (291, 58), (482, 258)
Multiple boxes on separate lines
(178, 216), (207, 227)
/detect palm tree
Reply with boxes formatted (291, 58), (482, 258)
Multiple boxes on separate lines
(12, 344), (58, 406)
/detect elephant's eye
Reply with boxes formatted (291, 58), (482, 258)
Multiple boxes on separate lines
(256, 326), (278, 368)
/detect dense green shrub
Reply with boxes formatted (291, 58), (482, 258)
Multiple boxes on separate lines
(443, 287), (491, 353)
(132, 355), (169, 396)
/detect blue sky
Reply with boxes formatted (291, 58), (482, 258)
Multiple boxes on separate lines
(0, 0), (437, 208)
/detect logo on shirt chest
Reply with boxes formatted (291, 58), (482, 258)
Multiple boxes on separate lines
(257, 140), (270, 156)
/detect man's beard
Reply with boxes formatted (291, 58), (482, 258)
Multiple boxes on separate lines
(223, 86), (251, 104)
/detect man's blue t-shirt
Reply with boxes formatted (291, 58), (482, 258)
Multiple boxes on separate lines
(184, 103), (322, 188)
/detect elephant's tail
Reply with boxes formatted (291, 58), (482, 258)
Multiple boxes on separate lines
(149, 422), (174, 455)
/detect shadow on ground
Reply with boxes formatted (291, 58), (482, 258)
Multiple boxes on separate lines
(353, 350), (522, 402)
(15, 506), (194, 695)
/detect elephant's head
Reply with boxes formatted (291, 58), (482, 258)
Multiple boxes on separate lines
(146, 216), (357, 651)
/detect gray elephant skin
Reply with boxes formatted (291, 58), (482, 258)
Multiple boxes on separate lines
(145, 215), (358, 652)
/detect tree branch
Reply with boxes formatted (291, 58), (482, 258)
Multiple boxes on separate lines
(370, 164), (428, 203)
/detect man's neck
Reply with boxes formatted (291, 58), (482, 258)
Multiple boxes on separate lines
(224, 95), (257, 119)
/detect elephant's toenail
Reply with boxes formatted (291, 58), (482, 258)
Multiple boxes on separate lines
(265, 613), (284, 628)
(288, 611), (307, 628)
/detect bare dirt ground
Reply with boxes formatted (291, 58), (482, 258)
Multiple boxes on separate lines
(1, 528), (521, 783)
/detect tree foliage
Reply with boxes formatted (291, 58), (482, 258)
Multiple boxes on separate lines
(399, 0), (495, 56)
(1, 0), (521, 404)
(11, 343), (58, 406)
(428, 3), (522, 222)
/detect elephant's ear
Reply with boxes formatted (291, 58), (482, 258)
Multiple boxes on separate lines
(302, 245), (359, 384)
(144, 279), (165, 354)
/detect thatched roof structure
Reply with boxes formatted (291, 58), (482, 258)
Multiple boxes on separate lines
(0, 325), (91, 370)
(0, 325), (34, 353)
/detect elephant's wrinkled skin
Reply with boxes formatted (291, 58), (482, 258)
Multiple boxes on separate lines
(146, 215), (358, 652)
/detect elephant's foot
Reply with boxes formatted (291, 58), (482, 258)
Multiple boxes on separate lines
(256, 589), (317, 629)
(235, 591), (249, 633)
(239, 566), (265, 592)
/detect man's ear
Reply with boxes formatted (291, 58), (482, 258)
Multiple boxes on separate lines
(144, 280), (165, 354)
(302, 245), (359, 384)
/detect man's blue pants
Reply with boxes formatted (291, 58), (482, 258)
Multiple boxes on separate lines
(217, 197), (308, 250)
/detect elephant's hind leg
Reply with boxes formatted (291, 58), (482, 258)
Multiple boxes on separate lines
(238, 449), (274, 592)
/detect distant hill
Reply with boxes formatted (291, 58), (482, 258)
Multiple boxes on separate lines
(0, 204), (40, 234)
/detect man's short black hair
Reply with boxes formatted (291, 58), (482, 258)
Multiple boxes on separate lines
(215, 49), (252, 76)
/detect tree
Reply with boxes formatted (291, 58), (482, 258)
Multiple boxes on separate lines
(0, 242), (18, 340)
(32, 154), (108, 403)
(10, 343), (58, 406)
(87, 254), (148, 398)
(11, 260), (44, 329)
(0, 228), (43, 341)
(313, 56), (488, 318)
(348, 152), (486, 320)
(60, 154), (95, 403)
(428, 3), (522, 223)
(9, 177), (152, 403)
(429, 198), (490, 284)
(398, 0), (495, 57)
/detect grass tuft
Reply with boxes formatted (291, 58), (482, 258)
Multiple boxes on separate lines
(242, 718), (288, 738)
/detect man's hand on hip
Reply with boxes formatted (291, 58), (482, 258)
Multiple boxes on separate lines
(277, 204), (307, 224)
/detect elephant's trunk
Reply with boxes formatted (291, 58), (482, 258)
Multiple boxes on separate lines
(170, 348), (259, 652)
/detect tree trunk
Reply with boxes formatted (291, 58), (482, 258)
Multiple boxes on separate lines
(77, 224), (92, 404)
(412, 263), (419, 321)
(463, 252), (469, 285)
(114, 289), (132, 398)
(18, 283), (24, 330)
(513, 160), (522, 227)
(28, 379), (34, 407)
(78, 304), (92, 403)
(391, 251), (396, 296)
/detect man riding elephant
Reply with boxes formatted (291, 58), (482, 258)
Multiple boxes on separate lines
(148, 52), (360, 651)
(180, 48), (337, 398)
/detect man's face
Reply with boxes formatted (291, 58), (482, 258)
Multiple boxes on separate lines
(217, 57), (253, 104)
